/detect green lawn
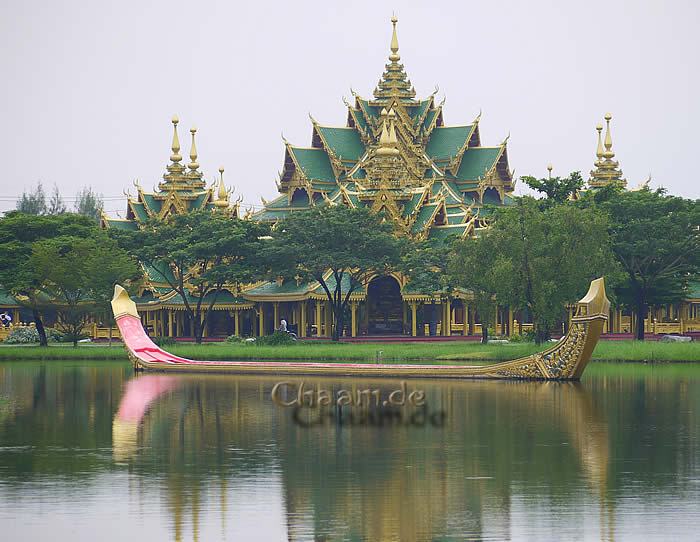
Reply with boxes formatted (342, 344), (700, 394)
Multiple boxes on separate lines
(0, 339), (698, 363)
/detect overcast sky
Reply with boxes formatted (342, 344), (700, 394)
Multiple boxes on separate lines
(2, 0), (698, 215)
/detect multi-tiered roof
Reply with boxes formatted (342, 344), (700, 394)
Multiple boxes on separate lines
(102, 116), (238, 232)
(253, 17), (515, 241)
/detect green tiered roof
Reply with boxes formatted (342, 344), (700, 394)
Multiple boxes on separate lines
(254, 17), (515, 243)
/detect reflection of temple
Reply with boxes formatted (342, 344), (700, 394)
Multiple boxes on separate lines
(112, 374), (612, 541)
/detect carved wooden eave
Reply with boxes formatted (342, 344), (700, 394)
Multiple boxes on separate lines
(421, 104), (444, 142)
(354, 95), (381, 137)
(413, 95), (436, 134)
(345, 106), (370, 143)
(447, 121), (482, 176)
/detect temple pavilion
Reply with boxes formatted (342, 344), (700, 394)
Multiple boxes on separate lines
(4, 17), (693, 341)
(100, 16), (519, 339)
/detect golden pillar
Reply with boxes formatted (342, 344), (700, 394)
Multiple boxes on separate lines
(202, 310), (208, 338)
(350, 301), (357, 337)
(168, 310), (174, 337)
(258, 304), (265, 336)
(508, 307), (514, 337)
(300, 302), (307, 338)
(325, 302), (333, 337)
(315, 301), (322, 337)
(410, 302), (417, 337)
(233, 310), (239, 336)
(442, 301), (449, 336)
(463, 304), (469, 336)
(273, 303), (279, 331)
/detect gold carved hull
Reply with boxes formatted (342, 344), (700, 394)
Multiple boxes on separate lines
(111, 279), (609, 381)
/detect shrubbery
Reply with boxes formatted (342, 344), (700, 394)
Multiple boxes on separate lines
(226, 335), (244, 344)
(4, 326), (63, 344)
(254, 331), (297, 346)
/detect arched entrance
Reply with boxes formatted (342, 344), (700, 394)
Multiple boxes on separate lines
(366, 276), (403, 334)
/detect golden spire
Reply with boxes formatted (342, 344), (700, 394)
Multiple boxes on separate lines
(376, 108), (400, 156)
(547, 164), (553, 179)
(389, 15), (400, 62)
(373, 15), (415, 101)
(161, 115), (188, 189)
(589, 113), (626, 189)
(595, 123), (604, 164)
(603, 113), (614, 159)
(188, 127), (199, 173)
(170, 116), (182, 163)
(214, 167), (229, 208)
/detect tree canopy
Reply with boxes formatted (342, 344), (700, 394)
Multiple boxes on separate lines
(522, 171), (585, 204)
(111, 210), (269, 343)
(267, 205), (405, 340)
(29, 236), (139, 345)
(0, 212), (112, 345)
(452, 198), (620, 342)
(590, 188), (700, 339)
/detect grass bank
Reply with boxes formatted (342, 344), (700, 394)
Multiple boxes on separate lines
(0, 340), (698, 363)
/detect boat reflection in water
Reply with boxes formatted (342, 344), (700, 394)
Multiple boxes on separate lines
(113, 374), (613, 541)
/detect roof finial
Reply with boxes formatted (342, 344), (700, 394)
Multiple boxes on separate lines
(603, 112), (615, 159)
(170, 116), (182, 163)
(188, 127), (199, 172)
(215, 167), (229, 208)
(547, 164), (553, 179)
(595, 123), (604, 161)
(389, 15), (400, 62)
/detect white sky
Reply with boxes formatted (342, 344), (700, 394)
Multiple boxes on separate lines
(2, 0), (698, 215)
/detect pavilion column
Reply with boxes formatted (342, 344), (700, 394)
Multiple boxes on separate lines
(273, 302), (280, 332)
(350, 301), (357, 337)
(508, 307), (514, 337)
(402, 302), (408, 333)
(233, 310), (240, 336)
(258, 304), (265, 336)
(299, 302), (307, 338)
(315, 301), (322, 337)
(463, 304), (469, 336)
(410, 302), (417, 337)
(167, 310), (173, 337)
(325, 302), (333, 337)
(442, 301), (449, 336)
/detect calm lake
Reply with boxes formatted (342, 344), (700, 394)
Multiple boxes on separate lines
(0, 361), (698, 541)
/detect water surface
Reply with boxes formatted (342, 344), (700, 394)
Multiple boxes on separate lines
(0, 361), (698, 541)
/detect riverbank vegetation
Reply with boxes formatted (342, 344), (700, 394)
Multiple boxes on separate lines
(0, 340), (698, 363)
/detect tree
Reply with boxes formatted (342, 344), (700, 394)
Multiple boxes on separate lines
(0, 212), (98, 345)
(47, 184), (67, 215)
(75, 187), (104, 222)
(267, 206), (405, 341)
(522, 171), (584, 204)
(111, 211), (268, 344)
(400, 239), (452, 336)
(593, 188), (700, 340)
(16, 182), (47, 215)
(29, 236), (139, 346)
(469, 198), (620, 343)
(448, 236), (510, 343)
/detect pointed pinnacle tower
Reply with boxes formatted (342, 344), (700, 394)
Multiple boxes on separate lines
(214, 167), (229, 208)
(187, 127), (204, 185)
(161, 116), (188, 189)
(376, 108), (400, 156)
(373, 16), (416, 102)
(589, 113), (626, 189)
